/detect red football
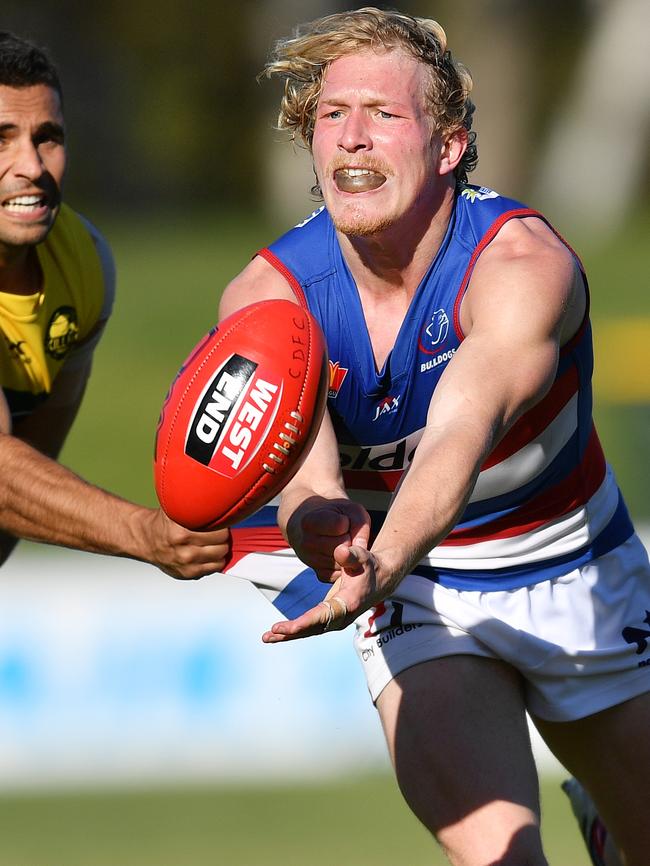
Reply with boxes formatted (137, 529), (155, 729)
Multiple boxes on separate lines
(154, 299), (328, 530)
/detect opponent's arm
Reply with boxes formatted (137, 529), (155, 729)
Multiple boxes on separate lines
(264, 217), (585, 640)
(0, 352), (228, 577)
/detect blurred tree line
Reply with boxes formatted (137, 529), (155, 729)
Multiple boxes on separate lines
(3, 0), (264, 212)
(3, 0), (648, 227)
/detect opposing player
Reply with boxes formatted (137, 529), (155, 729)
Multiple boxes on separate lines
(220, 8), (649, 865)
(0, 32), (228, 577)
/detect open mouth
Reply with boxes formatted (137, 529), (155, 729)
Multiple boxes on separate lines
(334, 168), (386, 193)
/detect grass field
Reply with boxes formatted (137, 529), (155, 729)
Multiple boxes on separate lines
(0, 774), (592, 866)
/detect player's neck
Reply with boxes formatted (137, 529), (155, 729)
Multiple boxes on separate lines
(338, 189), (455, 301)
(0, 246), (42, 295)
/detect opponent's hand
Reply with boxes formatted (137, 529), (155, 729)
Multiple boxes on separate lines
(262, 542), (393, 643)
(141, 508), (231, 579)
(285, 496), (371, 581)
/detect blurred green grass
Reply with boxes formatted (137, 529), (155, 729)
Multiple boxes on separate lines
(60, 207), (650, 519)
(0, 774), (591, 866)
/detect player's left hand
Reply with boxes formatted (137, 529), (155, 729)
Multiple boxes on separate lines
(262, 543), (394, 643)
(284, 496), (371, 582)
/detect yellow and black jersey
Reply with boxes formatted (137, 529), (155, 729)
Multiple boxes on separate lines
(0, 204), (115, 422)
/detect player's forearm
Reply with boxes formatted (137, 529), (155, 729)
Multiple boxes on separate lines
(277, 477), (348, 538)
(371, 421), (490, 587)
(0, 433), (149, 559)
(277, 408), (347, 535)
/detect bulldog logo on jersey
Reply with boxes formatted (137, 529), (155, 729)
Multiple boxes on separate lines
(420, 309), (449, 351)
(45, 306), (80, 360)
(418, 308), (457, 373)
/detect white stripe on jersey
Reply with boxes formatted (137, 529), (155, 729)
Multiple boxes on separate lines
(424, 467), (620, 570)
(470, 394), (578, 503)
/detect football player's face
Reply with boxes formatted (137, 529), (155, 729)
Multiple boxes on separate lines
(0, 84), (66, 258)
(312, 49), (442, 238)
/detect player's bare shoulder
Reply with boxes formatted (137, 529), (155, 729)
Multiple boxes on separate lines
(462, 216), (585, 344)
(219, 254), (300, 319)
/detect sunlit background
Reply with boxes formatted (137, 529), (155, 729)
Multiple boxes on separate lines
(0, 1), (648, 864)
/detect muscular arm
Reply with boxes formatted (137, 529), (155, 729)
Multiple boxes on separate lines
(0, 340), (228, 577)
(0, 354), (94, 561)
(371, 219), (584, 585)
(277, 408), (370, 579)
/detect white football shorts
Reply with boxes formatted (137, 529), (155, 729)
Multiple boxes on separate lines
(353, 533), (650, 721)
(225, 530), (650, 723)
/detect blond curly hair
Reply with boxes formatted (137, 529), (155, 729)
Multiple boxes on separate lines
(261, 6), (478, 184)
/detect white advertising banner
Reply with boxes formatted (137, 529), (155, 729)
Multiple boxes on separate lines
(0, 535), (617, 789)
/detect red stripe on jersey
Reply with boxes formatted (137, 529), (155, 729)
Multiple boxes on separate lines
(256, 248), (309, 309)
(481, 364), (579, 470)
(224, 525), (288, 572)
(442, 425), (606, 545)
(450, 208), (590, 349)
(343, 468), (402, 493)
(452, 208), (541, 340)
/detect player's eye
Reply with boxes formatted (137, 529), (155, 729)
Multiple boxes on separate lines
(34, 125), (65, 148)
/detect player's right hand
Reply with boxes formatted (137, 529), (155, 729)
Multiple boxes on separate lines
(262, 543), (384, 643)
(143, 508), (230, 580)
(284, 496), (371, 582)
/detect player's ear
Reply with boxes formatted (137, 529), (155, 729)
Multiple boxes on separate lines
(438, 128), (468, 177)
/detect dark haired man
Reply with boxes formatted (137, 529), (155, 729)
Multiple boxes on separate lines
(0, 32), (228, 576)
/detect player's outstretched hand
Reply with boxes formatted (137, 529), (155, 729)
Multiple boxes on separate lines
(141, 508), (230, 580)
(284, 497), (371, 581)
(262, 542), (389, 643)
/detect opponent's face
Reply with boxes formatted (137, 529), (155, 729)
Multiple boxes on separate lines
(312, 49), (445, 238)
(0, 84), (65, 256)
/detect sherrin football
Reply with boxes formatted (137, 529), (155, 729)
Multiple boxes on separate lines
(154, 299), (328, 530)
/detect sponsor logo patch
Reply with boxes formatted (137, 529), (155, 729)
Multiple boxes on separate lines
(295, 206), (325, 228)
(185, 353), (282, 477)
(420, 348), (456, 374)
(328, 360), (349, 398)
(4, 336), (29, 362)
(622, 609), (650, 667)
(359, 602), (424, 660)
(45, 306), (79, 360)
(460, 186), (500, 203)
(372, 394), (400, 421)
(339, 428), (423, 472)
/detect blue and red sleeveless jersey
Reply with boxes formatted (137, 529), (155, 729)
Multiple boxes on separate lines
(225, 185), (633, 611)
